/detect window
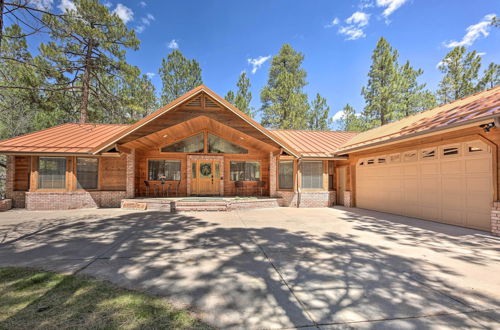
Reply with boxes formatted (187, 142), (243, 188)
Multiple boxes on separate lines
(38, 157), (66, 189)
(278, 160), (294, 190)
(367, 159), (375, 165)
(468, 146), (483, 153)
(301, 161), (323, 189)
(403, 151), (417, 162)
(76, 158), (98, 189)
(389, 153), (400, 163)
(421, 148), (436, 159)
(148, 160), (181, 181)
(377, 157), (386, 164)
(161, 133), (204, 153)
(230, 161), (260, 181)
(443, 146), (459, 156)
(208, 134), (248, 154)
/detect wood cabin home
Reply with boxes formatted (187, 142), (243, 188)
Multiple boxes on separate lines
(1, 85), (499, 236)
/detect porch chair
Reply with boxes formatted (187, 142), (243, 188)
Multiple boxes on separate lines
(257, 181), (266, 196)
(167, 181), (181, 197)
(235, 181), (244, 196)
(143, 181), (150, 197)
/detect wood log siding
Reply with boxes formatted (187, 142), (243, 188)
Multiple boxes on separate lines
(14, 156), (30, 191)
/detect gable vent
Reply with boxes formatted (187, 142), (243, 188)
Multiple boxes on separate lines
(205, 97), (220, 108)
(185, 96), (202, 108)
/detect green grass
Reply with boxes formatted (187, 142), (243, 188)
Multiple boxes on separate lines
(0, 267), (212, 330)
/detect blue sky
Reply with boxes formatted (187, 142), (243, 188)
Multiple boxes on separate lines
(32, 0), (500, 126)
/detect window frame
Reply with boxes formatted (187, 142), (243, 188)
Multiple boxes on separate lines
(207, 133), (249, 154)
(159, 132), (205, 154)
(37, 156), (67, 191)
(277, 160), (294, 191)
(301, 160), (324, 190)
(229, 160), (261, 182)
(147, 159), (182, 181)
(76, 157), (99, 190)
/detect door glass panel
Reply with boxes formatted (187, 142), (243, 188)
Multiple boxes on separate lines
(199, 162), (212, 178)
(192, 162), (196, 178)
(215, 163), (220, 179)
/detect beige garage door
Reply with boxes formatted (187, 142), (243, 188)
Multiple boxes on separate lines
(356, 140), (493, 231)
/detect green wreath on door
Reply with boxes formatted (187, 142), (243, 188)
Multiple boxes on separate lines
(200, 163), (212, 177)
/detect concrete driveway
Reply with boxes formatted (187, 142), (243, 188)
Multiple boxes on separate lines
(0, 207), (499, 329)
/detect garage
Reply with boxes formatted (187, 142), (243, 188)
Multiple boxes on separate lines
(356, 139), (493, 231)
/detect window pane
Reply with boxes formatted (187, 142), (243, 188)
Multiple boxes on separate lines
(230, 161), (260, 181)
(301, 161), (323, 189)
(278, 161), (293, 189)
(77, 158), (98, 189)
(39, 157), (66, 189)
(199, 162), (212, 178)
(148, 160), (181, 181)
(161, 133), (204, 153)
(208, 133), (248, 154)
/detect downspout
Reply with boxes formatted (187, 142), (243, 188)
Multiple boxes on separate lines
(296, 158), (301, 208)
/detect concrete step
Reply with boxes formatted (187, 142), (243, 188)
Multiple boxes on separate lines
(174, 205), (227, 212)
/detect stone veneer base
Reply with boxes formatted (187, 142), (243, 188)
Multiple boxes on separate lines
(491, 201), (500, 236)
(0, 199), (12, 211)
(25, 191), (126, 210)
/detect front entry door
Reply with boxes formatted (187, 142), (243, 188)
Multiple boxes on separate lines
(191, 160), (221, 195)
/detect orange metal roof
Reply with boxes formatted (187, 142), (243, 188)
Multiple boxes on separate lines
(0, 123), (130, 154)
(338, 85), (500, 153)
(272, 130), (358, 157)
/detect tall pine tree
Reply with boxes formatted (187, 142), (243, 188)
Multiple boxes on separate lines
(337, 104), (366, 132)
(436, 47), (481, 103)
(361, 37), (400, 127)
(225, 72), (254, 117)
(40, 0), (140, 123)
(159, 49), (203, 105)
(478, 63), (500, 90)
(396, 60), (436, 119)
(261, 44), (310, 129)
(308, 93), (330, 130)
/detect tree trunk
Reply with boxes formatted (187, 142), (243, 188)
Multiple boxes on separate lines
(80, 39), (94, 124)
(0, 0), (4, 50)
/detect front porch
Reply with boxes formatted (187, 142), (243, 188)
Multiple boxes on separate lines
(121, 196), (281, 212)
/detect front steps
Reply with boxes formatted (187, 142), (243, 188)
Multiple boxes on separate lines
(120, 197), (280, 212)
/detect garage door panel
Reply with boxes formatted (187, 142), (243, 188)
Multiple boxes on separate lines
(356, 140), (492, 231)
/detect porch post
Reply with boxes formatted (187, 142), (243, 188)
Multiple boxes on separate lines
(269, 152), (277, 197)
(126, 149), (135, 198)
(5, 155), (14, 200)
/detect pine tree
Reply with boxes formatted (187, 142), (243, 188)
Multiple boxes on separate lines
(233, 72), (253, 117)
(261, 44), (310, 129)
(337, 104), (366, 132)
(436, 47), (481, 103)
(225, 90), (235, 104)
(396, 60), (436, 119)
(159, 49), (203, 105)
(40, 0), (140, 123)
(361, 37), (400, 127)
(308, 93), (330, 130)
(0, 24), (41, 139)
(478, 63), (500, 90)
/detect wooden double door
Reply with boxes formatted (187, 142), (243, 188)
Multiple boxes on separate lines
(191, 160), (222, 195)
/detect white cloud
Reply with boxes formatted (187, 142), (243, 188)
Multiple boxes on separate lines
(444, 14), (496, 48)
(31, 0), (53, 10)
(477, 52), (487, 56)
(247, 55), (271, 74)
(135, 25), (145, 33)
(331, 110), (345, 121)
(113, 3), (134, 24)
(168, 39), (179, 49)
(338, 11), (370, 40)
(376, 0), (408, 18)
(141, 13), (155, 25)
(346, 11), (370, 27)
(58, 0), (75, 12)
(436, 61), (444, 69)
(146, 72), (155, 78)
(139, 1), (147, 7)
(325, 17), (340, 28)
(339, 26), (365, 40)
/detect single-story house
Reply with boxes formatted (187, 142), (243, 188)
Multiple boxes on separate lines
(1, 85), (499, 235)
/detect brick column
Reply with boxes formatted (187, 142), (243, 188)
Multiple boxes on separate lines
(491, 202), (500, 236)
(5, 156), (14, 200)
(269, 152), (277, 197)
(126, 149), (135, 198)
(344, 191), (352, 207)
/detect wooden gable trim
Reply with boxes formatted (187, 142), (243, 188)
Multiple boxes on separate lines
(92, 86), (300, 158)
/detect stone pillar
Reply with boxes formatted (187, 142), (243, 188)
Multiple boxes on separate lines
(269, 152), (277, 197)
(344, 191), (352, 207)
(491, 202), (500, 236)
(5, 156), (14, 200)
(126, 149), (135, 198)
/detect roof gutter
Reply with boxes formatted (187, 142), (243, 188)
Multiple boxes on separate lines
(335, 115), (498, 155)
